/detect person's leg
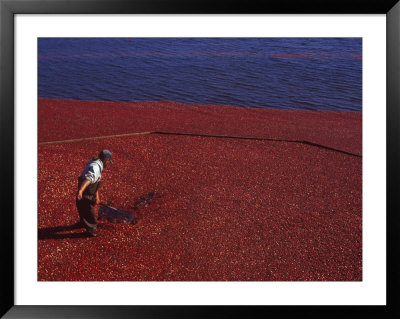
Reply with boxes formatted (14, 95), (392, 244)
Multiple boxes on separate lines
(76, 199), (98, 236)
(87, 202), (98, 236)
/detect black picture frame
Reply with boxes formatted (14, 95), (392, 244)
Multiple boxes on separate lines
(1, 0), (399, 318)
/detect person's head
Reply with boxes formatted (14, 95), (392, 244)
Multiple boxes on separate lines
(99, 149), (113, 168)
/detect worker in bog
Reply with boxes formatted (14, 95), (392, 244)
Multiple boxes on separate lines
(76, 149), (113, 237)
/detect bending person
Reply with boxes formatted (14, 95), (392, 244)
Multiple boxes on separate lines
(76, 149), (113, 237)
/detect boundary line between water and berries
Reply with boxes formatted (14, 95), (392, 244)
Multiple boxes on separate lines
(38, 131), (362, 158)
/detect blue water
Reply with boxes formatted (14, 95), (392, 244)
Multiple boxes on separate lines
(38, 38), (362, 111)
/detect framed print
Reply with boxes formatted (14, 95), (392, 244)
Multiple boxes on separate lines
(1, 0), (399, 318)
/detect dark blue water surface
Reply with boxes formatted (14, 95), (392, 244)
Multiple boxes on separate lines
(38, 38), (362, 111)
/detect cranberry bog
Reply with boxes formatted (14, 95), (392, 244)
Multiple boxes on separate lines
(38, 98), (362, 281)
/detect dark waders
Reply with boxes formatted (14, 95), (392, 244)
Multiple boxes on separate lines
(76, 177), (101, 236)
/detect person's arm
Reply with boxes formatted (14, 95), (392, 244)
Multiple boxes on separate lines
(96, 190), (100, 205)
(76, 179), (91, 200)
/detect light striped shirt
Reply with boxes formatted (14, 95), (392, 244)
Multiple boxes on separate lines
(80, 159), (103, 184)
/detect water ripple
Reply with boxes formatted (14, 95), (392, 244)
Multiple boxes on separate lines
(38, 38), (362, 111)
